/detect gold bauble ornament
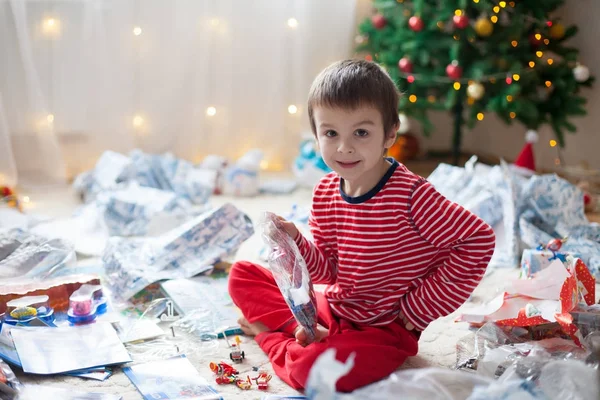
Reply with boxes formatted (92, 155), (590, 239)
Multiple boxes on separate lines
(549, 23), (565, 39)
(474, 17), (493, 37)
(467, 82), (485, 100)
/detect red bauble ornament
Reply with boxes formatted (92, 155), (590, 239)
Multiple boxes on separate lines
(408, 16), (424, 32)
(1, 186), (11, 197)
(446, 62), (462, 79)
(584, 192), (592, 206)
(453, 15), (469, 29)
(398, 57), (413, 73)
(371, 14), (387, 30)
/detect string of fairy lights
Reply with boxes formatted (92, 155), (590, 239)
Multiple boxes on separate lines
(358, 0), (591, 162)
(36, 7), (304, 169)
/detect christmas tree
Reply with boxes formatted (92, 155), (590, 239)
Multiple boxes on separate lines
(357, 0), (593, 164)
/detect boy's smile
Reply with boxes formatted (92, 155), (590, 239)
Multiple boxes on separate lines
(313, 106), (397, 197)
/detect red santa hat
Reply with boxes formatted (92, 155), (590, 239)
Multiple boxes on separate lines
(514, 130), (538, 172)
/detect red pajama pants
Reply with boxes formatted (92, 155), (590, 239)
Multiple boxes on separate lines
(227, 261), (419, 392)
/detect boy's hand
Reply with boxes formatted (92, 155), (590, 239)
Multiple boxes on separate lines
(294, 324), (328, 347)
(275, 215), (300, 240)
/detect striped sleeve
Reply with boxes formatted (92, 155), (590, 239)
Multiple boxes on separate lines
(294, 210), (338, 285)
(399, 180), (495, 331)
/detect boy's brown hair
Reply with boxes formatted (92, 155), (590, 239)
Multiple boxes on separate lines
(307, 59), (400, 136)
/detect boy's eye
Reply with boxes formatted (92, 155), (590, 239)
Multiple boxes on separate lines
(324, 130), (337, 137)
(355, 129), (369, 137)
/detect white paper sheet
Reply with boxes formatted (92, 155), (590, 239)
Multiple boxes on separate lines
(10, 322), (131, 374)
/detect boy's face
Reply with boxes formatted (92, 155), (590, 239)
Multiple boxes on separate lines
(313, 105), (396, 188)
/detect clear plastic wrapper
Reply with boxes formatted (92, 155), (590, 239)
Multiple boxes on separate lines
(260, 212), (317, 342)
(0, 358), (22, 399)
(123, 299), (219, 363)
(0, 229), (75, 280)
(455, 322), (595, 379)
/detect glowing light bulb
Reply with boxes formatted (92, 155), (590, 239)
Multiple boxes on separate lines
(428, 95), (436, 103)
(544, 38), (550, 45)
(509, 112), (516, 119)
(210, 18), (220, 27)
(534, 33), (542, 40)
(42, 17), (60, 35)
(133, 26), (142, 36)
(473, 0), (479, 3)
(512, 74), (520, 81)
(545, 81), (552, 87)
(409, 95), (417, 103)
(206, 106), (217, 116)
(407, 75), (415, 83)
(288, 105), (298, 114)
(547, 58), (554, 65)
(549, 140), (557, 147)
(47, 114), (54, 123)
(287, 18), (298, 29)
(133, 115), (144, 127)
(506, 95), (513, 102)
(511, 40), (518, 47)
(499, 1), (507, 7)
(529, 61), (536, 68)
(455, 10), (462, 16)
(491, 16), (499, 23)
(23, 196), (30, 203)
(260, 160), (269, 170)
(453, 82), (461, 90)
(477, 113), (484, 121)
(493, 6), (500, 13)
(536, 51), (543, 58)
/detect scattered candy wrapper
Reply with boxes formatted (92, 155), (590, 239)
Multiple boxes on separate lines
(104, 203), (254, 301)
(260, 212), (318, 343)
(458, 257), (596, 347)
(0, 229), (76, 280)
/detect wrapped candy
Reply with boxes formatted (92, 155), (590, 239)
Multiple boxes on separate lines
(260, 212), (317, 343)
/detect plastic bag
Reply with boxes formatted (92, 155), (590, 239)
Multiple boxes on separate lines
(260, 212), (317, 342)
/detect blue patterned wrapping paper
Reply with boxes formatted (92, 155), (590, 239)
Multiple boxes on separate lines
(102, 184), (192, 237)
(73, 150), (216, 206)
(519, 249), (580, 278)
(519, 174), (600, 278)
(103, 203), (254, 300)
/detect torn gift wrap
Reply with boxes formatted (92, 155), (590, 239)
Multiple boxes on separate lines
(73, 150), (132, 203)
(458, 258), (595, 347)
(103, 203), (254, 300)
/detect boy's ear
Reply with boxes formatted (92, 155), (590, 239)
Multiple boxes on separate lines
(384, 124), (399, 149)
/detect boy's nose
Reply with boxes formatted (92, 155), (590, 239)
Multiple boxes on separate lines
(337, 140), (354, 154)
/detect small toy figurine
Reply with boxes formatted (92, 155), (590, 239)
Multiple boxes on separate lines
(235, 376), (253, 390)
(209, 361), (238, 377)
(225, 334), (245, 363)
(252, 372), (272, 390)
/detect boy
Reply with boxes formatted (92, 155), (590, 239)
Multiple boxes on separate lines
(228, 59), (495, 392)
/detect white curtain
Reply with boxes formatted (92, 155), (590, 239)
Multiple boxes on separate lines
(0, 0), (357, 187)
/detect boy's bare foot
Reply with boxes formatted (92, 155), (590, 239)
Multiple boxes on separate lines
(294, 324), (329, 347)
(238, 317), (269, 336)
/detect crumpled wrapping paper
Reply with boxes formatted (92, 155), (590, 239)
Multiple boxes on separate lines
(427, 157), (600, 278)
(73, 150), (216, 205)
(103, 203), (254, 300)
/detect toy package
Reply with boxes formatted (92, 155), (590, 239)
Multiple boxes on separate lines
(3, 295), (55, 326)
(260, 212), (317, 342)
(67, 284), (108, 325)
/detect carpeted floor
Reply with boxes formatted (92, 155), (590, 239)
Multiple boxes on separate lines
(11, 181), (527, 399)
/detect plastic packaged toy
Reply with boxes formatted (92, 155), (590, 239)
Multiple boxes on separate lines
(3, 295), (55, 326)
(260, 212), (317, 343)
(67, 284), (108, 325)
